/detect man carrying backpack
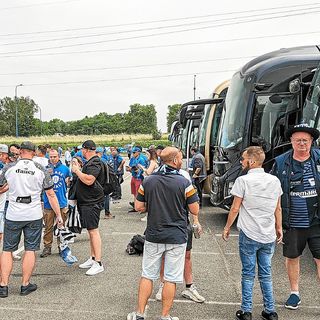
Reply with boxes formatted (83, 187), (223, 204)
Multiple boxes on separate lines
(71, 140), (105, 276)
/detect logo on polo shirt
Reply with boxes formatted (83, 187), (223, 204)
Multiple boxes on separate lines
(16, 168), (35, 175)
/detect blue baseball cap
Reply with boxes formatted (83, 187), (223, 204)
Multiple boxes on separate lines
(132, 147), (141, 153)
(96, 147), (104, 153)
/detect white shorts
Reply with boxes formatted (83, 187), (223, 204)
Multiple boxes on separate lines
(142, 240), (187, 283)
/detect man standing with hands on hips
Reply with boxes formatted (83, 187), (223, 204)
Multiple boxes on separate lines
(223, 146), (283, 320)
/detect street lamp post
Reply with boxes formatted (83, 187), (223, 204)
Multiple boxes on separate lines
(15, 84), (23, 138)
(38, 105), (42, 135)
(193, 75), (196, 101)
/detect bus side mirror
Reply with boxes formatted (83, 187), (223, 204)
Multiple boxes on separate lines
(269, 94), (282, 104)
(289, 79), (301, 94)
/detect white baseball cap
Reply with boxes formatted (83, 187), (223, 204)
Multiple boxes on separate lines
(0, 144), (8, 153)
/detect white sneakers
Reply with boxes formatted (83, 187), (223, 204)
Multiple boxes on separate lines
(156, 282), (205, 303)
(181, 284), (205, 303)
(79, 257), (104, 276)
(79, 257), (94, 269)
(86, 261), (104, 276)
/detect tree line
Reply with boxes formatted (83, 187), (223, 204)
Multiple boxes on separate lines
(0, 97), (183, 136)
(0, 97), (159, 136)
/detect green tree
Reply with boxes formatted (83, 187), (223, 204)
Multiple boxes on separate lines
(125, 104), (157, 134)
(0, 96), (39, 136)
(167, 104), (181, 132)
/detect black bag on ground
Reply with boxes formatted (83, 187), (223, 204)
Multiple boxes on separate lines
(126, 234), (145, 255)
(99, 161), (121, 196)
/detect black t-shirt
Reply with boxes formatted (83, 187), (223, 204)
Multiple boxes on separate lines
(136, 165), (199, 244)
(76, 156), (105, 205)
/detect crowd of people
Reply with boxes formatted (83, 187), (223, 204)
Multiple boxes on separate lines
(0, 123), (319, 320)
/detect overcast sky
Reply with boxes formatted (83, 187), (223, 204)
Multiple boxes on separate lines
(0, 0), (319, 132)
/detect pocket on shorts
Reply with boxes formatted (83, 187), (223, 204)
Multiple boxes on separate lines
(144, 241), (159, 256)
(171, 243), (187, 256)
(29, 219), (42, 230)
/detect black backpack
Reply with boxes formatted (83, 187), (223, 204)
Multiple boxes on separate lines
(99, 161), (120, 196)
(126, 234), (145, 255)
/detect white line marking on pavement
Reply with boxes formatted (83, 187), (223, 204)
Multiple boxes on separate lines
(192, 251), (237, 255)
(0, 306), (112, 315)
(109, 232), (137, 235)
(148, 299), (320, 310)
(215, 234), (239, 237)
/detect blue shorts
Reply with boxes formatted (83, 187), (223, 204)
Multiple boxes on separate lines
(3, 218), (43, 252)
(142, 241), (187, 283)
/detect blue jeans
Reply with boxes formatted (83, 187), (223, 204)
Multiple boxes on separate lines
(239, 230), (276, 313)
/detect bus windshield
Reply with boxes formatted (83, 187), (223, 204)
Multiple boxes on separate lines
(251, 94), (298, 150)
(220, 73), (249, 148)
(303, 66), (320, 131)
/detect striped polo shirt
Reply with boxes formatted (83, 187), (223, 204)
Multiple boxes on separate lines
(289, 159), (318, 228)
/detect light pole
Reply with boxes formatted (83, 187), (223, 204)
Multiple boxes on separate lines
(15, 84), (23, 137)
(38, 105), (42, 135)
(193, 75), (196, 100)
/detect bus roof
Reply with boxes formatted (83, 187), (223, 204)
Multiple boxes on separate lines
(240, 45), (320, 77)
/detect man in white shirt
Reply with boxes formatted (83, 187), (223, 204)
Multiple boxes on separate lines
(33, 145), (49, 168)
(222, 146), (283, 320)
(0, 141), (63, 298)
(64, 147), (72, 167)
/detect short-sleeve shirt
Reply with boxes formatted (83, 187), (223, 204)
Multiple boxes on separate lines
(0, 159), (53, 221)
(231, 168), (283, 243)
(129, 154), (148, 180)
(0, 168), (7, 212)
(43, 161), (71, 209)
(111, 154), (124, 175)
(76, 155), (105, 205)
(289, 159), (318, 228)
(136, 165), (199, 244)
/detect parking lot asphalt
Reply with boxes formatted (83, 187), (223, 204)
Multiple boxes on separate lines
(0, 172), (319, 320)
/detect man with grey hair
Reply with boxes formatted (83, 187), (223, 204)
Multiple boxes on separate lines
(0, 141), (63, 298)
(271, 123), (320, 310)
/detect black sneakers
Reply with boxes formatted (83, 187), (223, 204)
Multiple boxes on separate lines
(261, 311), (278, 320)
(20, 283), (37, 296)
(235, 310), (252, 320)
(0, 285), (8, 298)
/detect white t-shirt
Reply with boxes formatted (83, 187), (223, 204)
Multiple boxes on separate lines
(64, 150), (72, 162)
(33, 156), (49, 168)
(231, 168), (283, 244)
(0, 159), (53, 221)
(0, 168), (6, 212)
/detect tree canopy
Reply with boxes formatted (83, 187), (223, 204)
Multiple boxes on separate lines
(0, 98), (159, 136)
(167, 104), (181, 132)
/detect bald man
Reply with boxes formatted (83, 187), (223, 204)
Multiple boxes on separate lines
(128, 147), (200, 320)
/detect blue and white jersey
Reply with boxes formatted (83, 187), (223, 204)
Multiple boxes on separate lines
(110, 154), (124, 175)
(290, 159), (318, 228)
(43, 161), (71, 209)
